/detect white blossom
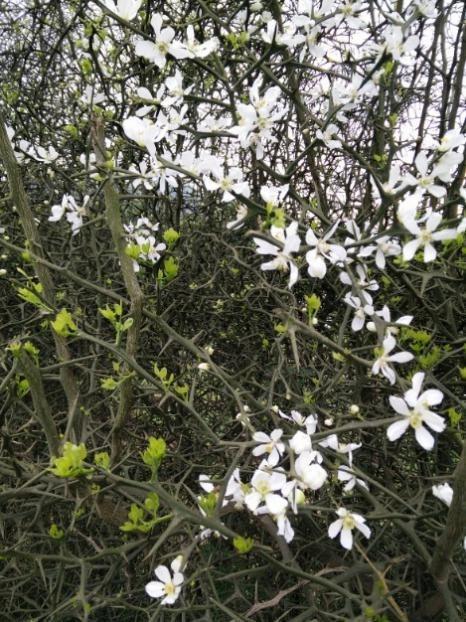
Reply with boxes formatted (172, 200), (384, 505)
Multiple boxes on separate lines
(328, 507), (371, 550)
(104, 0), (142, 21)
(252, 429), (285, 466)
(294, 451), (328, 490)
(145, 556), (184, 605)
(400, 204), (457, 263)
(254, 222), (301, 288)
(306, 221), (346, 279)
(436, 128), (465, 153)
(316, 124), (341, 149)
(371, 334), (414, 385)
(387, 372), (445, 450)
(337, 465), (369, 493)
(48, 194), (89, 235)
(135, 13), (191, 69)
(203, 168), (250, 203)
(245, 469), (288, 515)
(432, 482), (453, 507)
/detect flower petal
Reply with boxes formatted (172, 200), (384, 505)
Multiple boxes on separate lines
(154, 565), (171, 583)
(389, 351), (414, 363)
(356, 522), (371, 539)
(422, 411), (446, 433)
(389, 396), (410, 415)
(415, 425), (435, 450)
(340, 527), (353, 550)
(423, 243), (436, 263)
(420, 389), (443, 406)
(265, 493), (288, 515)
(145, 580), (165, 598)
(403, 239), (420, 261)
(387, 418), (410, 441)
(328, 518), (343, 539)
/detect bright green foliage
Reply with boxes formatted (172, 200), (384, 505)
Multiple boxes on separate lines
(305, 293), (321, 322)
(94, 451), (111, 471)
(99, 302), (133, 343)
(8, 339), (39, 362)
(174, 383), (189, 400)
(79, 57), (92, 75)
(163, 228), (180, 246)
(100, 376), (119, 391)
(265, 203), (285, 228)
(418, 345), (442, 370)
(233, 536), (254, 554)
(447, 407), (462, 426)
(120, 493), (160, 533)
(49, 523), (65, 540)
(125, 243), (142, 260)
(141, 436), (166, 478)
(198, 492), (218, 517)
(16, 377), (29, 398)
(50, 442), (93, 478)
(17, 282), (52, 312)
(51, 308), (77, 337)
(225, 31), (249, 49)
(153, 363), (175, 390)
(158, 256), (179, 283)
(400, 326), (432, 353)
(64, 124), (79, 139)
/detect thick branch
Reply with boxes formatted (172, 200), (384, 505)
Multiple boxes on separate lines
(91, 115), (144, 463)
(430, 441), (466, 584)
(0, 111), (80, 439)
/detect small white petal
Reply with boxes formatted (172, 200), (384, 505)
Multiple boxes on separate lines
(423, 243), (436, 263)
(389, 396), (410, 415)
(387, 419), (410, 441)
(340, 527), (353, 550)
(145, 580), (165, 598)
(154, 565), (171, 583)
(328, 518), (343, 539)
(415, 425), (435, 450)
(265, 493), (288, 515)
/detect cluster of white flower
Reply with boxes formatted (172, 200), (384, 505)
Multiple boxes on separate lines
(48, 194), (89, 235)
(30, 0), (463, 610)
(230, 77), (287, 159)
(195, 407), (371, 553)
(123, 216), (166, 271)
(250, 121), (464, 396)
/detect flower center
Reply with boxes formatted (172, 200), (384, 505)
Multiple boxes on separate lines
(420, 229), (432, 244)
(275, 253), (289, 271)
(409, 410), (423, 429)
(220, 178), (232, 191)
(419, 176), (433, 188)
(343, 514), (355, 530)
(317, 240), (330, 254)
(157, 41), (169, 55)
(256, 481), (270, 496)
(164, 581), (176, 596)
